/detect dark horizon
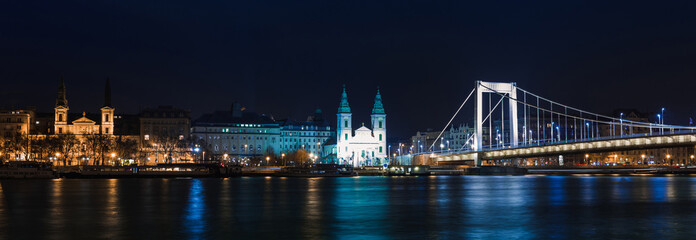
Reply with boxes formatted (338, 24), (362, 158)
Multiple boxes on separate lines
(2, 0), (696, 139)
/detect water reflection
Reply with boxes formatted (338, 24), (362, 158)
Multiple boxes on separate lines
(48, 179), (64, 240)
(301, 179), (322, 238)
(183, 179), (206, 238)
(0, 180), (5, 239)
(3, 176), (696, 239)
(102, 179), (121, 239)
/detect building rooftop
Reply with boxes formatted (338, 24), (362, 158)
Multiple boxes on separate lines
(193, 110), (277, 126)
(140, 105), (191, 118)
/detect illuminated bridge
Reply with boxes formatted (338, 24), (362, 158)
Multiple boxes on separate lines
(418, 81), (696, 166)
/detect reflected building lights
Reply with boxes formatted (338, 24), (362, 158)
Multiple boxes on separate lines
(184, 179), (206, 238)
(301, 179), (322, 237)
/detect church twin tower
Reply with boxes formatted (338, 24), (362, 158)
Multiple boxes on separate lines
(54, 77), (114, 135)
(336, 86), (387, 166)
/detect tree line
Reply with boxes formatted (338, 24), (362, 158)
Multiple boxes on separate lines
(0, 133), (137, 165)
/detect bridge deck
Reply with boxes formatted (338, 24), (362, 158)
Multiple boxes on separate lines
(434, 132), (696, 161)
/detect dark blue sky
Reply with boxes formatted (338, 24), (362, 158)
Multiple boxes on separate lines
(1, 0), (695, 138)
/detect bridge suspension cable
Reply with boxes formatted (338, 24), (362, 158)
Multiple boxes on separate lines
(480, 84), (696, 130)
(425, 81), (695, 158)
(429, 87), (476, 151)
(457, 94), (507, 151)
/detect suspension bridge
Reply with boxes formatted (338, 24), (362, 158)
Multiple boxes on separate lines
(418, 81), (696, 166)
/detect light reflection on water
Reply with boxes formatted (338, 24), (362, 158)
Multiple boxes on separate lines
(184, 179), (206, 239)
(3, 176), (696, 239)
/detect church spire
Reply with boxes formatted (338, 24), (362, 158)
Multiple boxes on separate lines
(56, 76), (68, 107)
(371, 86), (385, 114)
(104, 77), (112, 107)
(338, 84), (351, 113)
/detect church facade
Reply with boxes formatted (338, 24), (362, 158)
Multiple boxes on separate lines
(335, 86), (387, 166)
(54, 78), (114, 136)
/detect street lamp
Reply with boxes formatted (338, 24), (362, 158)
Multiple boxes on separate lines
(666, 154), (671, 165)
(661, 108), (665, 125)
(266, 156), (270, 166)
(641, 154), (646, 165)
(620, 112), (624, 137)
(496, 133), (501, 148)
(551, 122), (555, 142)
(556, 126), (560, 142)
(657, 114), (662, 134)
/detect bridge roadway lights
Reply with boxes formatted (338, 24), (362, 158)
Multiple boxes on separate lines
(437, 133), (696, 161)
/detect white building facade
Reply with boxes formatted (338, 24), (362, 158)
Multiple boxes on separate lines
(278, 109), (334, 159)
(191, 104), (281, 162)
(335, 86), (387, 166)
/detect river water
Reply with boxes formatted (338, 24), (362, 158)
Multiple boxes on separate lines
(2, 176), (696, 239)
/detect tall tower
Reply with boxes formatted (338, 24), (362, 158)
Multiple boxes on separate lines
(54, 77), (69, 134)
(370, 87), (387, 159)
(100, 78), (115, 135)
(336, 85), (352, 161)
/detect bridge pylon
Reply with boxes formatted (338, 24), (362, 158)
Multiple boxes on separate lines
(473, 81), (518, 166)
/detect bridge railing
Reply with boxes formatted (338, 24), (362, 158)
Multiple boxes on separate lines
(416, 129), (696, 156)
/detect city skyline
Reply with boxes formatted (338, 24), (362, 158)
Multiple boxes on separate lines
(2, 1), (696, 140)
(4, 2), (696, 239)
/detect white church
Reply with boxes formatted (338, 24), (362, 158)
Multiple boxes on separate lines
(334, 86), (387, 166)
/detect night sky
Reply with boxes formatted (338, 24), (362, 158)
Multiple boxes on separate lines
(2, 0), (695, 139)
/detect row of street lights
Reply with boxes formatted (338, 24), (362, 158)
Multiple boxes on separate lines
(582, 153), (695, 165)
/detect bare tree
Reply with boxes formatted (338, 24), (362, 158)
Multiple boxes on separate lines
(152, 135), (186, 164)
(32, 137), (52, 161)
(3, 134), (27, 160)
(83, 133), (114, 165)
(286, 149), (310, 166)
(264, 147), (278, 165)
(53, 134), (79, 166)
(114, 136), (138, 164)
